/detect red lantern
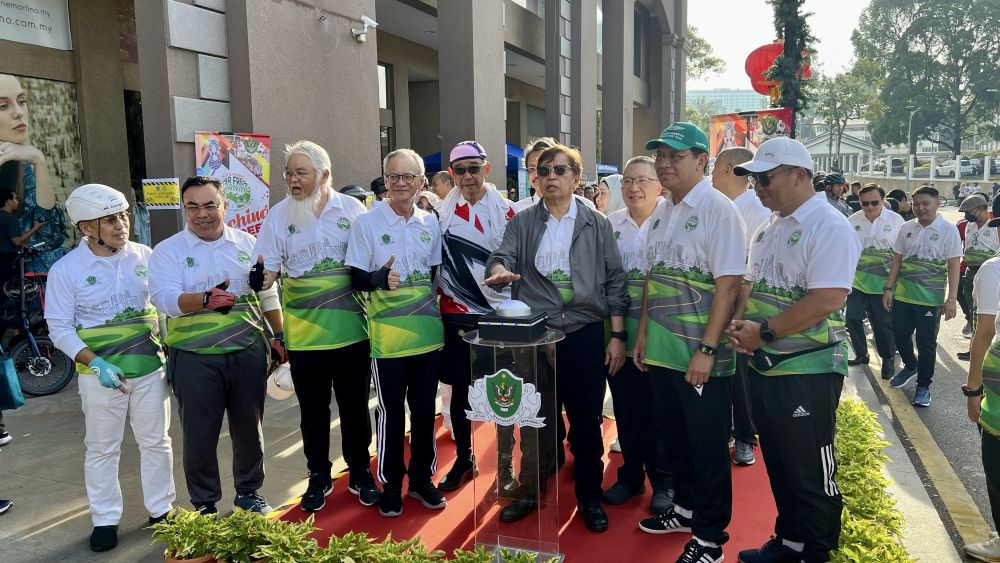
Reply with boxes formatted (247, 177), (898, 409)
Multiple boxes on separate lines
(745, 41), (812, 103)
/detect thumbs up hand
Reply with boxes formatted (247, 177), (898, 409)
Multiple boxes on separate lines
(249, 255), (278, 291)
(383, 255), (400, 290)
(204, 279), (236, 313)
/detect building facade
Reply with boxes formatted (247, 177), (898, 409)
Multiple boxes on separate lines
(1, 0), (687, 242)
(686, 88), (768, 114)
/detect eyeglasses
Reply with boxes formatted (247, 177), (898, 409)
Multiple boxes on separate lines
(536, 165), (571, 177)
(184, 202), (222, 213)
(653, 152), (691, 163)
(750, 167), (797, 188)
(385, 173), (420, 184)
(526, 166), (537, 174)
(860, 200), (882, 207)
(283, 169), (313, 180)
(452, 164), (483, 176)
(99, 212), (130, 225)
(622, 176), (656, 187)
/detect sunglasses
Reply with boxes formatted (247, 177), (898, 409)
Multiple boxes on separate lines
(537, 165), (571, 177)
(452, 164), (483, 176)
(750, 167), (796, 188)
(860, 200), (882, 207)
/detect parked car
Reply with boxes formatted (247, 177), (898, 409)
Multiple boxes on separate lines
(936, 158), (976, 177)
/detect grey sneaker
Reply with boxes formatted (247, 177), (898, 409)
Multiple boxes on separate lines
(650, 488), (673, 514)
(912, 386), (932, 408)
(234, 491), (273, 514)
(733, 440), (756, 466)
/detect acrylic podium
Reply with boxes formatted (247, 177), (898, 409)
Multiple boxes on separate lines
(462, 328), (565, 563)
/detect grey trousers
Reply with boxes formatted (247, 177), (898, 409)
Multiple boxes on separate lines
(169, 338), (268, 505)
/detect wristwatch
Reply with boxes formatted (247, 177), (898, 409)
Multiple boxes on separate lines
(760, 320), (777, 343)
(610, 330), (628, 343)
(963, 383), (984, 397)
(698, 342), (717, 356)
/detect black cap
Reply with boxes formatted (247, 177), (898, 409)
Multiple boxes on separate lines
(370, 176), (387, 195)
(340, 185), (371, 203)
(988, 193), (1000, 227)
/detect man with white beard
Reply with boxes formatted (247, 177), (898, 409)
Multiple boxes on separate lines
(251, 141), (380, 512)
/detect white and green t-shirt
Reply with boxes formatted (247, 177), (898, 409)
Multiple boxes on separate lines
(643, 179), (747, 375)
(150, 226), (276, 355)
(972, 257), (1000, 436)
(253, 192), (368, 351)
(745, 193), (861, 377)
(964, 220), (999, 269)
(45, 241), (164, 378)
(608, 200), (664, 355)
(534, 198), (577, 304)
(345, 202), (443, 359)
(891, 215), (963, 307)
(848, 207), (905, 295)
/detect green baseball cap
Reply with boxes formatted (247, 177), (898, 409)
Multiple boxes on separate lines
(645, 122), (710, 152)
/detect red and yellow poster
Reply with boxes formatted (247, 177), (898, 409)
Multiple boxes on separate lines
(195, 132), (271, 236)
(709, 108), (793, 158)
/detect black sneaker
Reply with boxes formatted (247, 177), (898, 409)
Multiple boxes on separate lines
(408, 480), (447, 509)
(677, 538), (723, 563)
(738, 536), (803, 563)
(880, 358), (895, 380)
(348, 472), (382, 507)
(602, 481), (645, 505)
(90, 525), (118, 552)
(379, 482), (403, 517)
(439, 457), (478, 492)
(639, 505), (692, 535)
(300, 474), (333, 512)
(148, 510), (172, 525)
(499, 454), (519, 495)
(958, 351), (971, 361)
(193, 502), (218, 515)
(234, 491), (273, 514)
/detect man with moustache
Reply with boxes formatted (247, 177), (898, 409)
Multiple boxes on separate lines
(150, 177), (284, 515)
(251, 141), (380, 511)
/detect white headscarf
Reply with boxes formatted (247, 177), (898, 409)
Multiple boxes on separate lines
(601, 174), (626, 215)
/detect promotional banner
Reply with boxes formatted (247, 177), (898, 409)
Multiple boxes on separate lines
(0, 0), (71, 50)
(709, 107), (793, 158)
(195, 132), (271, 236)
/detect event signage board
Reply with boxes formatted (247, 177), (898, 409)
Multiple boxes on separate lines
(142, 178), (181, 210)
(0, 0), (71, 50)
(194, 132), (271, 236)
(709, 107), (793, 158)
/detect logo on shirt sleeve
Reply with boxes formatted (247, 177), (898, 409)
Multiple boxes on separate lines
(756, 231), (766, 242)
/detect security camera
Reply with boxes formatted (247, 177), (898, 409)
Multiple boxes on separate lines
(361, 15), (378, 28)
(352, 15), (379, 42)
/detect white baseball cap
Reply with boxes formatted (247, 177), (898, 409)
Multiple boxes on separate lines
(265, 363), (295, 400)
(733, 137), (814, 176)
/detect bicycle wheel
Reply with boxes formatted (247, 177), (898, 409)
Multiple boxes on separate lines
(14, 335), (75, 396)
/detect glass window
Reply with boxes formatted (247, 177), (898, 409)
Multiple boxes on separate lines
(380, 126), (395, 161)
(633, 8), (643, 77)
(527, 105), (546, 138)
(378, 63), (393, 110)
(596, 0), (603, 55)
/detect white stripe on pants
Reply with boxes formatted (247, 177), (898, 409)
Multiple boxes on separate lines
(78, 367), (175, 526)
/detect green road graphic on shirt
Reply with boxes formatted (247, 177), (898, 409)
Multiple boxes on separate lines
(76, 309), (164, 377)
(853, 246), (894, 294)
(964, 247), (995, 268)
(368, 279), (443, 358)
(895, 256), (947, 306)
(977, 342), (1000, 436)
(746, 280), (847, 376)
(546, 270), (574, 303)
(282, 262), (367, 351)
(165, 295), (263, 354)
(644, 264), (734, 376)
(622, 279), (644, 353)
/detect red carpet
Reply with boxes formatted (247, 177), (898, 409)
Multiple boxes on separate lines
(276, 417), (777, 561)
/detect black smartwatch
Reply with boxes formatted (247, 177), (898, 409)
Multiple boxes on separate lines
(963, 384), (984, 397)
(610, 330), (628, 343)
(760, 320), (777, 343)
(698, 342), (717, 356)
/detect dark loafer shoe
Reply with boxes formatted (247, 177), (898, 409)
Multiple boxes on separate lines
(579, 502), (608, 532)
(601, 481), (645, 505)
(847, 356), (869, 366)
(438, 458), (478, 492)
(90, 525), (118, 552)
(500, 498), (538, 522)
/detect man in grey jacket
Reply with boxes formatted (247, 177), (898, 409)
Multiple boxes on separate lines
(485, 144), (628, 533)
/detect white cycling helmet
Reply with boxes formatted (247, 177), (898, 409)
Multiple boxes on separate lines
(66, 184), (129, 225)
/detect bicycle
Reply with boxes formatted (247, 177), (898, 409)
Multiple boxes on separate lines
(0, 243), (74, 396)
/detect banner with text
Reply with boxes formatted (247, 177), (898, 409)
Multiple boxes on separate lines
(194, 132), (271, 236)
(0, 0), (71, 50)
(709, 108), (793, 158)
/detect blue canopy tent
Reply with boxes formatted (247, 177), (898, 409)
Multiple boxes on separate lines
(422, 144), (524, 176)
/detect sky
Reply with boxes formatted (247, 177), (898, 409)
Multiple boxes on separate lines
(686, 0), (870, 91)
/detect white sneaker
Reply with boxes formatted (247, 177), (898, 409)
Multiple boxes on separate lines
(965, 533), (1000, 562)
(0, 432), (10, 447)
(609, 437), (622, 453)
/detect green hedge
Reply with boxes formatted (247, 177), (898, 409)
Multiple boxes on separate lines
(829, 399), (913, 562)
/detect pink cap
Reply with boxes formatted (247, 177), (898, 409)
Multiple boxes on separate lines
(449, 141), (487, 165)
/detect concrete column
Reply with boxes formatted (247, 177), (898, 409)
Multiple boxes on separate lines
(571, 0), (597, 179)
(930, 155), (937, 180)
(601, 0), (634, 170)
(438, 0), (507, 188)
(70, 0), (131, 200)
(543, 0), (565, 143)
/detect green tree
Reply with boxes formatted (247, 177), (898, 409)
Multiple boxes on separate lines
(852, 0), (1000, 157)
(766, 0), (816, 136)
(685, 25), (726, 80)
(814, 62), (883, 168)
(685, 97), (722, 135)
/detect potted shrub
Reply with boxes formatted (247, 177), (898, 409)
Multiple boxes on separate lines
(210, 509), (272, 563)
(250, 515), (319, 563)
(150, 508), (220, 563)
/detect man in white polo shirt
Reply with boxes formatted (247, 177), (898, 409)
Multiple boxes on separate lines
(726, 136), (860, 563)
(845, 184), (904, 379)
(149, 176), (284, 516)
(251, 140), (380, 511)
(957, 193), (999, 362)
(883, 185), (962, 408)
(345, 148), (446, 518)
